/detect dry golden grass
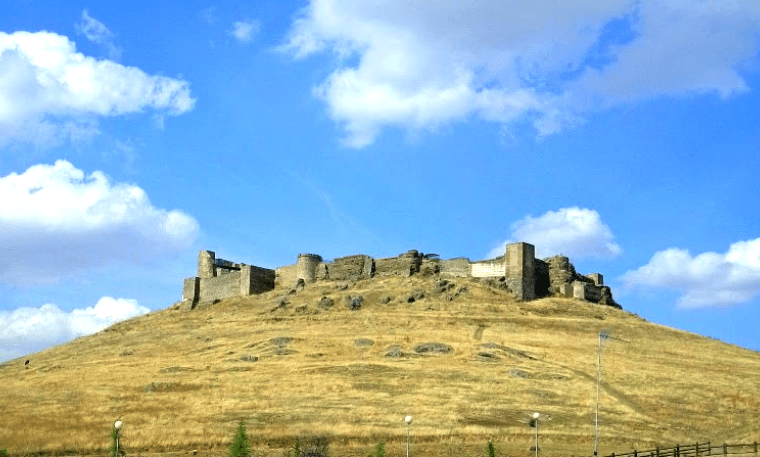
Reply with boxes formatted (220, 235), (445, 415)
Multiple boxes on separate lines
(2, 275), (759, 457)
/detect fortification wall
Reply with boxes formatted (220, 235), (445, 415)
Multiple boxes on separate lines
(275, 264), (298, 289)
(185, 244), (619, 308)
(323, 255), (373, 281)
(420, 258), (440, 275)
(200, 271), (241, 302)
(440, 257), (470, 277)
(182, 277), (200, 303)
(534, 258), (551, 297)
(471, 260), (505, 278)
(374, 250), (422, 277)
(242, 265), (276, 294)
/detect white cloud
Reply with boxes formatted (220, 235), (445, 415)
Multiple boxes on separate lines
(0, 297), (149, 363)
(0, 31), (195, 147)
(0, 160), (199, 285)
(621, 238), (760, 308)
(75, 9), (122, 60)
(281, 0), (760, 147)
(230, 20), (260, 43)
(488, 207), (621, 259)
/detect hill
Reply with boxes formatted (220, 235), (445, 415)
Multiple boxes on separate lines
(1, 274), (759, 457)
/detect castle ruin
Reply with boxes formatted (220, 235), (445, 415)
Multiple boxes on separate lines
(181, 242), (619, 309)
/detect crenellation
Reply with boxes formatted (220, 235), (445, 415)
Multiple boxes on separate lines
(180, 242), (620, 308)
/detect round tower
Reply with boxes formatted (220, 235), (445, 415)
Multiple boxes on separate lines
(296, 253), (323, 284)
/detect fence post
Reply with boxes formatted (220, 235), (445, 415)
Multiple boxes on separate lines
(677, 445), (680, 457)
(656, 447), (660, 457)
(635, 451), (638, 457)
(723, 443), (727, 457)
(697, 442), (701, 457)
(754, 442), (757, 455)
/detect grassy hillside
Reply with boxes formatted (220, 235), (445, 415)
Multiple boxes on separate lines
(2, 275), (759, 457)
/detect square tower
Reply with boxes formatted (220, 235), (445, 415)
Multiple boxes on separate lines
(505, 242), (536, 300)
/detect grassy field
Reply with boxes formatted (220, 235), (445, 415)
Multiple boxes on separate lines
(1, 274), (759, 457)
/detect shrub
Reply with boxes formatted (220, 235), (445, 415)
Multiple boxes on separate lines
(370, 441), (386, 457)
(292, 438), (301, 457)
(487, 441), (496, 457)
(109, 429), (121, 457)
(0, 448), (9, 457)
(297, 434), (330, 457)
(229, 421), (251, 457)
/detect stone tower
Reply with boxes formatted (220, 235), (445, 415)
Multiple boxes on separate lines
(296, 253), (323, 284)
(198, 250), (216, 278)
(505, 242), (535, 300)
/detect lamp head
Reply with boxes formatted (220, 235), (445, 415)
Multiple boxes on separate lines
(533, 412), (540, 420)
(405, 415), (412, 425)
(114, 420), (123, 430)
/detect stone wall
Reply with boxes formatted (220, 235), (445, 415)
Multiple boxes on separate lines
(242, 265), (276, 294)
(470, 259), (505, 277)
(374, 250), (422, 277)
(182, 277), (200, 304)
(534, 258), (551, 297)
(275, 264), (298, 289)
(185, 244), (619, 308)
(200, 271), (242, 302)
(322, 254), (373, 281)
(440, 257), (471, 277)
(546, 256), (588, 293)
(420, 257), (440, 275)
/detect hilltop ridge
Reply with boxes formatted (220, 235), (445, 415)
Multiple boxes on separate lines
(1, 272), (759, 456)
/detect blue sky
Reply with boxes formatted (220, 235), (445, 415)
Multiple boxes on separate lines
(1, 0), (759, 362)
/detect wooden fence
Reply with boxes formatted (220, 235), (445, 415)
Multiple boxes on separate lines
(605, 442), (760, 457)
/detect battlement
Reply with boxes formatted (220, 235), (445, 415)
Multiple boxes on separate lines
(180, 242), (620, 309)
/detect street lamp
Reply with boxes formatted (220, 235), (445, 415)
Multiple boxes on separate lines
(594, 331), (610, 457)
(533, 412), (540, 457)
(405, 415), (412, 457)
(114, 419), (123, 456)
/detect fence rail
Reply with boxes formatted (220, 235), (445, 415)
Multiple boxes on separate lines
(605, 442), (760, 457)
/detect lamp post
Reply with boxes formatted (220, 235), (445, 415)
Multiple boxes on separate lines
(405, 415), (412, 457)
(594, 331), (610, 457)
(114, 419), (123, 457)
(533, 412), (540, 457)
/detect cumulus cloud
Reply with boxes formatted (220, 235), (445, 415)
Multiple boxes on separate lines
(230, 20), (260, 43)
(621, 238), (760, 308)
(75, 9), (122, 60)
(0, 297), (149, 363)
(0, 160), (199, 285)
(0, 31), (195, 147)
(488, 207), (621, 259)
(281, 0), (760, 147)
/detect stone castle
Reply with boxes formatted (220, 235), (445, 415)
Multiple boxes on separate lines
(180, 242), (619, 309)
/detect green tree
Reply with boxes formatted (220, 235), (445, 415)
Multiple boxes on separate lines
(486, 441), (496, 457)
(229, 421), (251, 457)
